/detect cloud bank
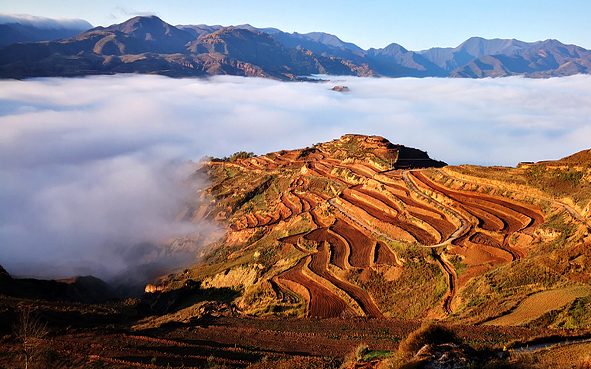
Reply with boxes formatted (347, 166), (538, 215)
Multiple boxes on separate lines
(0, 13), (92, 30)
(1, 74), (590, 281)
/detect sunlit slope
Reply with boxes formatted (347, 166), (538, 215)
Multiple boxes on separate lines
(165, 136), (590, 326)
(439, 153), (591, 327)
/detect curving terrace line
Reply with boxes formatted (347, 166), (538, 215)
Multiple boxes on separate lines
(402, 171), (470, 248)
(326, 172), (464, 316)
(437, 169), (589, 230)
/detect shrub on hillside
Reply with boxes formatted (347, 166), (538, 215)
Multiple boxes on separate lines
(211, 151), (255, 162)
(397, 323), (458, 359)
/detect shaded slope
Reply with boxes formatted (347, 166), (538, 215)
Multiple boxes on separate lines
(0, 16), (367, 80)
(186, 27), (359, 77)
(0, 265), (113, 304)
(366, 43), (447, 77)
(0, 22), (90, 46)
(0, 16), (92, 46)
(419, 37), (535, 71)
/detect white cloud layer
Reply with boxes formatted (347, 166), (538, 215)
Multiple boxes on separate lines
(0, 13), (92, 30)
(1, 74), (590, 281)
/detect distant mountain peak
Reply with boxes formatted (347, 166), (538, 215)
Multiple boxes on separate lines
(96, 15), (194, 54)
(106, 15), (175, 35)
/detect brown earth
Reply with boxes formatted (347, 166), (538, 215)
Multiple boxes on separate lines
(187, 134), (586, 323)
(2, 136), (591, 367)
(2, 296), (585, 369)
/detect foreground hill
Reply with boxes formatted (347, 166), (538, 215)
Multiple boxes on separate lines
(1, 15), (591, 79)
(1, 137), (591, 368)
(143, 135), (591, 329)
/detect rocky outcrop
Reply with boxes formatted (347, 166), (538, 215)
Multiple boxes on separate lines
(407, 343), (481, 369)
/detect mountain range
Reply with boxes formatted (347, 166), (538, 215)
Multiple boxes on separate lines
(1, 15), (590, 79)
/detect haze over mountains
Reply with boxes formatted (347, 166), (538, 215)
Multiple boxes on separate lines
(1, 14), (590, 79)
(0, 13), (92, 47)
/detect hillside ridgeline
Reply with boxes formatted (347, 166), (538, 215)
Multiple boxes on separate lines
(152, 135), (591, 328)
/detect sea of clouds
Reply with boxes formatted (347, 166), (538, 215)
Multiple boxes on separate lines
(1, 74), (590, 281)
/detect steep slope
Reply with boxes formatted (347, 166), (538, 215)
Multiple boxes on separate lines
(272, 31), (363, 53)
(300, 32), (364, 51)
(182, 135), (450, 319)
(270, 30), (370, 65)
(547, 148), (591, 166)
(177, 24), (224, 39)
(0, 16), (371, 80)
(99, 15), (195, 54)
(178, 23), (282, 40)
(0, 16), (206, 78)
(2, 15), (591, 79)
(186, 27), (362, 78)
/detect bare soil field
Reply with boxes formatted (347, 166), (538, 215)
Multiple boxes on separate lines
(278, 256), (351, 318)
(407, 170), (544, 271)
(3, 136), (591, 368)
(177, 135), (591, 327)
(485, 286), (591, 326)
(3, 301), (584, 369)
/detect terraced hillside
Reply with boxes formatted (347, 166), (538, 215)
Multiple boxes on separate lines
(172, 136), (591, 326)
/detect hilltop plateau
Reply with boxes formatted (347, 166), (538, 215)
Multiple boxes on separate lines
(1, 135), (591, 368)
(1, 15), (591, 79)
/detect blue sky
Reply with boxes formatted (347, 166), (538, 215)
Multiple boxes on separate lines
(2, 0), (590, 50)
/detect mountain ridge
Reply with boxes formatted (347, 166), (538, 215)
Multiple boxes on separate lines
(1, 15), (590, 79)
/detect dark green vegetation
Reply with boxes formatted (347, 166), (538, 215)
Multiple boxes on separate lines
(2, 15), (591, 79)
(210, 151), (255, 163)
